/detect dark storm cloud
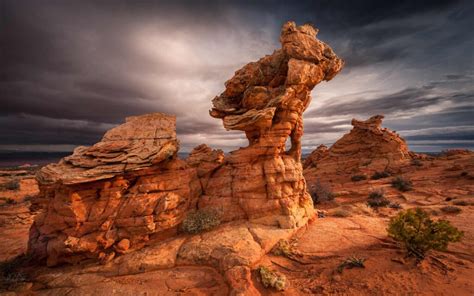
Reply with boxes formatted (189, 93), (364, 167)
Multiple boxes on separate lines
(1, 0), (473, 153)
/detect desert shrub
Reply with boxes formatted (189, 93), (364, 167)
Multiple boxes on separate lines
(331, 209), (351, 218)
(1, 180), (20, 191)
(445, 197), (453, 201)
(351, 175), (367, 182)
(389, 202), (403, 210)
(411, 159), (423, 167)
(367, 189), (390, 208)
(0, 253), (32, 288)
(308, 180), (334, 204)
(337, 256), (366, 273)
(387, 208), (464, 260)
(453, 200), (470, 206)
(391, 176), (413, 192)
(460, 171), (468, 177)
(440, 206), (462, 214)
(272, 239), (294, 257)
(258, 266), (287, 291)
(180, 208), (221, 234)
(5, 198), (16, 205)
(371, 171), (391, 180)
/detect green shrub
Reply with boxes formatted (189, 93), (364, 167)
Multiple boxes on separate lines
(371, 171), (391, 180)
(367, 189), (390, 208)
(337, 256), (366, 273)
(440, 206), (462, 214)
(391, 176), (412, 192)
(308, 180), (334, 204)
(181, 208), (221, 234)
(351, 175), (367, 182)
(258, 266), (287, 291)
(387, 208), (464, 260)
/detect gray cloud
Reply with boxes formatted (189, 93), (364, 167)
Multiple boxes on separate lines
(1, 0), (473, 154)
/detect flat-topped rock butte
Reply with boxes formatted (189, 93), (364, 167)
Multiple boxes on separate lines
(23, 21), (343, 294)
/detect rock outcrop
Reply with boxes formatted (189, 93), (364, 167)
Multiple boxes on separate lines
(201, 21), (343, 228)
(304, 115), (413, 177)
(28, 113), (201, 266)
(27, 21), (343, 270)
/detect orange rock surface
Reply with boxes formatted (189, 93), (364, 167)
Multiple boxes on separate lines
(304, 115), (414, 179)
(201, 21), (343, 228)
(28, 113), (201, 266)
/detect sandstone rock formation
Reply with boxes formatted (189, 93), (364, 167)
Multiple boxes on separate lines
(304, 115), (413, 178)
(27, 21), (343, 270)
(201, 21), (343, 227)
(28, 113), (201, 266)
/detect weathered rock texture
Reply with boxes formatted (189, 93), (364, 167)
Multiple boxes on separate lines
(28, 113), (201, 266)
(304, 115), (414, 177)
(202, 21), (343, 228)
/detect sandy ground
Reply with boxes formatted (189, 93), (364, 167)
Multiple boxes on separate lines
(0, 153), (473, 295)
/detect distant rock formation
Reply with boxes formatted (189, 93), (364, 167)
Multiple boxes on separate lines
(304, 115), (413, 176)
(29, 114), (201, 266)
(202, 21), (343, 227)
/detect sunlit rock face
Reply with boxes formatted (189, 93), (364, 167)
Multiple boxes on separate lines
(304, 115), (415, 178)
(28, 114), (201, 266)
(203, 21), (344, 228)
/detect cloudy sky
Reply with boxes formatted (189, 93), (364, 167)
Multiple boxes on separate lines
(2, 0), (473, 153)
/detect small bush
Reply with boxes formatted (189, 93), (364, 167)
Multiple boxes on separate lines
(272, 239), (294, 257)
(460, 171), (468, 177)
(337, 256), (366, 273)
(440, 206), (462, 214)
(371, 171), (391, 180)
(309, 180), (334, 204)
(389, 202), (403, 210)
(445, 197), (453, 201)
(351, 175), (367, 182)
(331, 209), (351, 218)
(0, 253), (32, 288)
(411, 159), (423, 167)
(367, 189), (390, 208)
(387, 208), (464, 260)
(181, 208), (221, 234)
(391, 176), (413, 192)
(1, 180), (20, 191)
(258, 266), (287, 291)
(453, 200), (470, 206)
(5, 198), (16, 205)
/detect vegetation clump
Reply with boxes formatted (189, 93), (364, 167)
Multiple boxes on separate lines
(440, 206), (462, 214)
(411, 159), (423, 167)
(453, 200), (470, 206)
(371, 171), (391, 180)
(389, 202), (402, 210)
(387, 208), (464, 260)
(0, 254), (32, 288)
(272, 239), (294, 257)
(1, 180), (20, 191)
(309, 180), (334, 204)
(180, 208), (221, 234)
(337, 256), (366, 273)
(367, 189), (390, 208)
(351, 175), (367, 182)
(391, 176), (413, 192)
(258, 266), (287, 291)
(331, 209), (351, 217)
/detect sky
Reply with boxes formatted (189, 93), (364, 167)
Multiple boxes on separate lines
(1, 0), (473, 153)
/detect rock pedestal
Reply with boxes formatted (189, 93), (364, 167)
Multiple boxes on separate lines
(200, 21), (343, 228)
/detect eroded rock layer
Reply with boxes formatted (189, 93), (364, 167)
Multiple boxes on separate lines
(304, 115), (414, 176)
(28, 114), (201, 265)
(201, 21), (343, 228)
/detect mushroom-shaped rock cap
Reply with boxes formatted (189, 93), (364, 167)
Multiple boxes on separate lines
(351, 115), (385, 131)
